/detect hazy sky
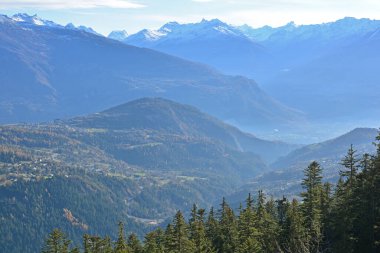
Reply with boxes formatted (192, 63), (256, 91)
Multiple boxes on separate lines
(1, 0), (379, 35)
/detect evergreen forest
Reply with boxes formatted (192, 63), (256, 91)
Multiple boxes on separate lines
(41, 134), (380, 253)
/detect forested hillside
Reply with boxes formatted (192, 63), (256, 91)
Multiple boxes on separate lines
(40, 133), (380, 253)
(0, 98), (290, 252)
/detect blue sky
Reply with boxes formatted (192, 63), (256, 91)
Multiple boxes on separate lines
(1, 0), (379, 35)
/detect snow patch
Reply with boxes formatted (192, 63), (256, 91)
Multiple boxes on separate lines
(144, 29), (168, 41)
(32, 18), (44, 26)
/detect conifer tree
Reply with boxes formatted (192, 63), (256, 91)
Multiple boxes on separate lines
(144, 228), (166, 253)
(42, 229), (71, 253)
(218, 198), (239, 253)
(372, 133), (380, 251)
(83, 235), (113, 253)
(189, 205), (214, 253)
(320, 182), (333, 252)
(189, 204), (198, 244)
(277, 196), (290, 250)
(301, 161), (323, 253)
(114, 222), (129, 253)
(165, 224), (177, 253)
(329, 177), (353, 253)
(352, 134), (380, 253)
(171, 210), (195, 253)
(360, 153), (372, 172)
(205, 207), (220, 251)
(256, 191), (280, 253)
(330, 146), (361, 253)
(283, 199), (309, 253)
(237, 193), (261, 253)
(340, 144), (359, 188)
(127, 234), (143, 253)
(144, 232), (160, 253)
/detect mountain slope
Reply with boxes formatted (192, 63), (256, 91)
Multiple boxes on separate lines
(272, 128), (378, 170)
(0, 98), (290, 252)
(67, 98), (297, 163)
(0, 14), (301, 131)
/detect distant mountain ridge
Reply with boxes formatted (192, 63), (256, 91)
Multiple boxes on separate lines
(10, 13), (101, 35)
(238, 17), (380, 43)
(111, 17), (380, 79)
(118, 19), (269, 78)
(112, 17), (380, 139)
(0, 13), (302, 133)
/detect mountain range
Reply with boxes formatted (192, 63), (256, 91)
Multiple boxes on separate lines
(3, 13), (379, 142)
(119, 19), (268, 78)
(0, 13), (302, 135)
(112, 17), (380, 139)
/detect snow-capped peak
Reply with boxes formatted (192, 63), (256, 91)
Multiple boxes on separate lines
(124, 18), (249, 45)
(11, 13), (59, 27)
(213, 25), (238, 35)
(108, 30), (129, 41)
(158, 19), (242, 38)
(143, 29), (168, 41)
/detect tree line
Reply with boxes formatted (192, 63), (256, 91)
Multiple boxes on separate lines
(41, 134), (380, 253)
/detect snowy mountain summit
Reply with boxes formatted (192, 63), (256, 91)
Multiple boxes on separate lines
(109, 18), (247, 44)
(12, 13), (60, 27)
(9, 13), (101, 36)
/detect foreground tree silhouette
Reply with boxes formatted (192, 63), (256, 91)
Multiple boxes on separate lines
(236, 193), (261, 253)
(143, 228), (165, 253)
(83, 234), (113, 253)
(301, 161), (323, 253)
(127, 233), (143, 253)
(189, 205), (214, 253)
(165, 210), (194, 253)
(42, 229), (72, 253)
(114, 222), (130, 253)
(283, 199), (309, 253)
